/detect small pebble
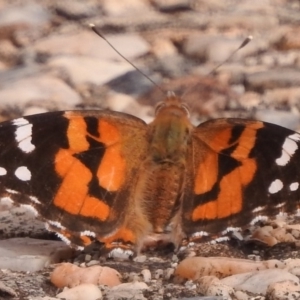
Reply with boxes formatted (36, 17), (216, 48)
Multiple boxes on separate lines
(164, 268), (175, 280)
(291, 229), (300, 239)
(172, 254), (179, 263)
(86, 260), (100, 267)
(85, 254), (92, 262)
(149, 257), (164, 263)
(184, 280), (197, 290)
(154, 269), (164, 279)
(141, 269), (151, 282)
(133, 255), (147, 263)
(128, 272), (140, 282)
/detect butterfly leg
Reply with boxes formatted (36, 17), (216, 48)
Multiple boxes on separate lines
(98, 207), (153, 258)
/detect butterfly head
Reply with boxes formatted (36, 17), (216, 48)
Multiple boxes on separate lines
(150, 92), (193, 161)
(154, 91), (190, 119)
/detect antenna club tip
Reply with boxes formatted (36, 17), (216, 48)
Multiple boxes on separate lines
(248, 35), (253, 40)
(89, 23), (95, 28)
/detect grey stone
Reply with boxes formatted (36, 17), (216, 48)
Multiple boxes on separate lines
(221, 269), (299, 294)
(0, 3), (50, 27)
(255, 109), (300, 130)
(48, 56), (132, 86)
(32, 31), (150, 61)
(0, 237), (72, 272)
(0, 74), (81, 110)
(245, 68), (300, 91)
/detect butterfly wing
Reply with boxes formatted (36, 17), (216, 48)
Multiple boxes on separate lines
(0, 110), (149, 247)
(182, 118), (300, 240)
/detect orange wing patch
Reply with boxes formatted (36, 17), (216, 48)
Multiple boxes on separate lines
(80, 234), (93, 246)
(99, 227), (136, 249)
(53, 115), (122, 221)
(208, 127), (232, 152)
(80, 196), (110, 221)
(96, 120), (126, 192)
(67, 117), (89, 151)
(192, 158), (257, 221)
(54, 148), (91, 215)
(54, 148), (110, 221)
(192, 122), (262, 221)
(231, 122), (263, 159)
(194, 151), (218, 195)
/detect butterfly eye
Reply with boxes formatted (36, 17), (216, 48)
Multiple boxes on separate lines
(155, 102), (166, 115)
(181, 104), (190, 117)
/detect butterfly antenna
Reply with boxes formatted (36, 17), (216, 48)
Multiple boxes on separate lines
(181, 35), (253, 99)
(207, 35), (253, 76)
(89, 24), (165, 94)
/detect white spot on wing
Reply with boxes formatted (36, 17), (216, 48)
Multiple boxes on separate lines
(275, 151), (290, 166)
(80, 230), (96, 237)
(191, 231), (209, 237)
(276, 135), (299, 166)
(47, 220), (66, 230)
(19, 138), (35, 153)
(290, 182), (299, 191)
(250, 215), (268, 225)
(13, 118), (35, 153)
(29, 195), (41, 204)
(0, 167), (7, 176)
(252, 206), (265, 213)
(210, 236), (230, 244)
(55, 232), (71, 245)
(275, 202), (285, 208)
(289, 133), (300, 142)
(15, 166), (31, 181)
(13, 118), (29, 126)
(268, 179), (283, 194)
(222, 227), (241, 235)
(6, 188), (19, 194)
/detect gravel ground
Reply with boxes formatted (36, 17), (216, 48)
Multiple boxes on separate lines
(0, 0), (300, 299)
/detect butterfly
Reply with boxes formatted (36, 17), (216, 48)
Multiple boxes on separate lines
(0, 91), (299, 257)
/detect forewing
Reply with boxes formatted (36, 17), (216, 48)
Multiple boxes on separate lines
(0, 110), (148, 246)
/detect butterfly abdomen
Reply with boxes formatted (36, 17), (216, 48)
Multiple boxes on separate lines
(136, 160), (185, 233)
